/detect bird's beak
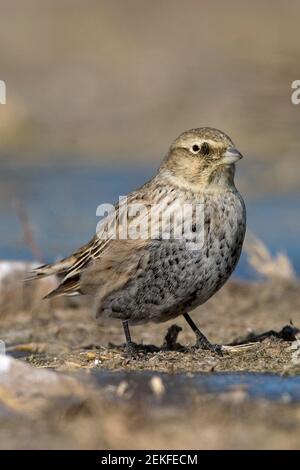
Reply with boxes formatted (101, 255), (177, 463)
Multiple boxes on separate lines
(220, 147), (243, 165)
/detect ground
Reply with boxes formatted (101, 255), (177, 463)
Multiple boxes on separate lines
(0, 277), (300, 449)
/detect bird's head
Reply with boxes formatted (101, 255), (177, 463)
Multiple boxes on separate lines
(161, 127), (243, 190)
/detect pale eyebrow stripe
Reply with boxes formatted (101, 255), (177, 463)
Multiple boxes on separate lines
(183, 139), (224, 148)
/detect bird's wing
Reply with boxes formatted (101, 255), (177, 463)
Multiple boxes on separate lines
(80, 238), (150, 315)
(29, 187), (160, 298)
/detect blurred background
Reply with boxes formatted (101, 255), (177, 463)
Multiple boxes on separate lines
(0, 0), (299, 276)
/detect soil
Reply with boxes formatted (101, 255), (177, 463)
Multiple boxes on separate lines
(0, 278), (300, 449)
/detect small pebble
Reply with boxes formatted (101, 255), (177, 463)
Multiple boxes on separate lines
(149, 375), (165, 397)
(116, 381), (128, 397)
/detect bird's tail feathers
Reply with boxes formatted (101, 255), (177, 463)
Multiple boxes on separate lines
(25, 256), (76, 281)
(43, 278), (80, 299)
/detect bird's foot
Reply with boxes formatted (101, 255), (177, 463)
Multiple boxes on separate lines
(193, 338), (257, 354)
(124, 341), (142, 359)
(193, 336), (224, 356)
(123, 341), (159, 359)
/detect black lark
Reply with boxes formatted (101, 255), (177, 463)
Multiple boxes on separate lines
(30, 128), (246, 354)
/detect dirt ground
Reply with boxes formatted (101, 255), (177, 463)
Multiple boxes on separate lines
(0, 277), (300, 449)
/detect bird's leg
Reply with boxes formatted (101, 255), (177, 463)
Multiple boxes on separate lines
(122, 320), (139, 357)
(183, 313), (223, 355)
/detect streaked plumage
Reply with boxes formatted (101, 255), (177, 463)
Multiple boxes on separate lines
(30, 128), (246, 353)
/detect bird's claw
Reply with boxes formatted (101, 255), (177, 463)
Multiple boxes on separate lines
(123, 341), (142, 359)
(194, 338), (224, 356)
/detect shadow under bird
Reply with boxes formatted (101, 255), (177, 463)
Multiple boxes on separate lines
(29, 127), (246, 354)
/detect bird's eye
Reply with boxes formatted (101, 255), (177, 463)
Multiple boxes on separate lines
(201, 142), (210, 155)
(191, 144), (200, 154)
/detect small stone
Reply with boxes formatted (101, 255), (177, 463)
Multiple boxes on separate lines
(149, 375), (165, 397)
(116, 381), (128, 397)
(84, 351), (97, 360)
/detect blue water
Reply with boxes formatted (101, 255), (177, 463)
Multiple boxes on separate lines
(91, 370), (300, 404)
(1, 164), (299, 278)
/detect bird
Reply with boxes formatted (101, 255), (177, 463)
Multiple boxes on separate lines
(29, 127), (246, 355)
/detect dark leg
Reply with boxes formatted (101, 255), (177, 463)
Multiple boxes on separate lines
(122, 320), (160, 356)
(123, 320), (132, 345)
(183, 313), (223, 354)
(122, 320), (140, 357)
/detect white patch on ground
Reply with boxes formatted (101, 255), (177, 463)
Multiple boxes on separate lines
(0, 355), (11, 374)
